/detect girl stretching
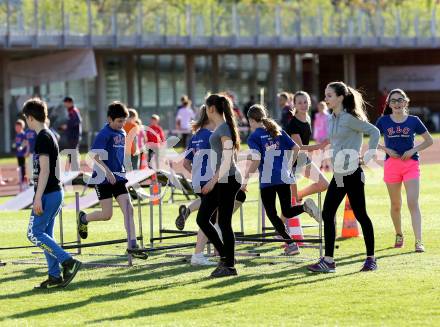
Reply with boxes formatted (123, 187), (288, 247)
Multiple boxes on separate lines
(307, 81), (380, 273)
(285, 91), (329, 203)
(376, 89), (433, 252)
(242, 105), (320, 255)
(196, 94), (242, 278)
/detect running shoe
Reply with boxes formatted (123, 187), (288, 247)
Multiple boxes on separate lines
(415, 240), (425, 253)
(0, 261), (5, 267)
(191, 254), (217, 266)
(303, 198), (321, 223)
(360, 257), (377, 272)
(210, 262), (238, 278)
(77, 211), (88, 239)
(127, 244), (149, 260)
(284, 242), (300, 256)
(34, 276), (63, 289)
(175, 205), (190, 231)
(61, 258), (82, 288)
(307, 257), (336, 273)
(394, 234), (404, 248)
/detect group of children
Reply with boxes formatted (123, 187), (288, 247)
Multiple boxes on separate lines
(176, 83), (433, 277)
(13, 79), (433, 286)
(20, 98), (166, 288)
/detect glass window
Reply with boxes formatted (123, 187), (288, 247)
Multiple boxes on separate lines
(105, 56), (127, 104)
(139, 55), (157, 108)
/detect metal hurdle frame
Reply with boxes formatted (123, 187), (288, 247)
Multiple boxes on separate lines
(161, 190), (323, 261)
(254, 192), (324, 259)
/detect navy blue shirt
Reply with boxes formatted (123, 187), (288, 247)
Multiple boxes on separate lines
(15, 132), (27, 157)
(185, 128), (214, 192)
(91, 124), (127, 184)
(376, 115), (427, 161)
(67, 107), (82, 147)
(25, 129), (37, 153)
(247, 128), (296, 188)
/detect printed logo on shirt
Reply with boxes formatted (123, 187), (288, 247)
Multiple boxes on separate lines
(386, 126), (411, 138)
(113, 135), (125, 147)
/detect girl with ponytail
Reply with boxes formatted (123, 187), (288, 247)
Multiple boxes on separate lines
(176, 105), (247, 266)
(195, 93), (243, 278)
(242, 104), (321, 255)
(307, 81), (380, 273)
(376, 89), (433, 252)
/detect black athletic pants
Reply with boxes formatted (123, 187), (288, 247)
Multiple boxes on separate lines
(17, 156), (25, 182)
(260, 184), (305, 244)
(196, 175), (241, 267)
(323, 167), (375, 257)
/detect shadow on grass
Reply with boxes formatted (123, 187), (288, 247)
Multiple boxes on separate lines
(0, 246), (415, 321)
(0, 267), (44, 284)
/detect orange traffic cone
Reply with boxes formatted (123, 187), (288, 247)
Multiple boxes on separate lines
(150, 174), (160, 205)
(287, 195), (304, 246)
(139, 152), (148, 170)
(341, 196), (359, 238)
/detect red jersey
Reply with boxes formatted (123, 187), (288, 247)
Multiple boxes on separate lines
(146, 124), (165, 145)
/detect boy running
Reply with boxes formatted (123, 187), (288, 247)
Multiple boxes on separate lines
(77, 101), (146, 259)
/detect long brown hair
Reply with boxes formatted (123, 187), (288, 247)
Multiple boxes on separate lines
(205, 93), (241, 150)
(383, 89), (410, 116)
(247, 104), (282, 138)
(191, 105), (209, 133)
(327, 81), (368, 121)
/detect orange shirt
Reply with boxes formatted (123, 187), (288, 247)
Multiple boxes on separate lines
(123, 121), (140, 155)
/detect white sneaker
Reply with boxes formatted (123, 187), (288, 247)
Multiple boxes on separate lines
(303, 198), (321, 223)
(415, 240), (425, 253)
(190, 254), (217, 266)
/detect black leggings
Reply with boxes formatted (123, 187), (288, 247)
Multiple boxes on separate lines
(17, 157), (25, 182)
(196, 175), (241, 267)
(323, 167), (375, 257)
(260, 184), (305, 244)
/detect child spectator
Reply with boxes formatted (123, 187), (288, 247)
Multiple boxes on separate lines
(14, 119), (27, 184)
(146, 114), (165, 166)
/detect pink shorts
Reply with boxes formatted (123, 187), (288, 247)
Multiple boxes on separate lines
(384, 158), (420, 184)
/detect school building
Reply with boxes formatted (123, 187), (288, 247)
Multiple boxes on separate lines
(1, 1), (440, 153)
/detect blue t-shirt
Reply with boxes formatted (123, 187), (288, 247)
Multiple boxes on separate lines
(376, 115), (427, 161)
(25, 129), (37, 153)
(91, 124), (127, 184)
(185, 128), (214, 192)
(247, 128), (296, 188)
(15, 132), (27, 157)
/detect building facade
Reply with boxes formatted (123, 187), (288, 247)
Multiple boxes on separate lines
(1, 1), (440, 153)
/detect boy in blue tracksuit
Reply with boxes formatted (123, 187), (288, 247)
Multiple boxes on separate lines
(23, 98), (81, 289)
(77, 101), (146, 259)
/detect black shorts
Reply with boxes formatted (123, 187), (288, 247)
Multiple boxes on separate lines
(95, 181), (128, 200)
(17, 156), (25, 167)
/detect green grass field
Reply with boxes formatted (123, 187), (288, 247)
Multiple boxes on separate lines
(0, 164), (439, 326)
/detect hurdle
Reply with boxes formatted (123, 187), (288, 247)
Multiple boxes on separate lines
(12, 170), (159, 268)
(0, 170), (82, 211)
(160, 190), (324, 261)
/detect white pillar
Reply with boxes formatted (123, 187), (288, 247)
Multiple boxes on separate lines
(95, 53), (107, 128)
(1, 56), (11, 153)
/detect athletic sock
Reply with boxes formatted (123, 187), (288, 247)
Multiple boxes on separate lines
(324, 256), (334, 264)
(81, 214), (88, 224)
(130, 240), (137, 248)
